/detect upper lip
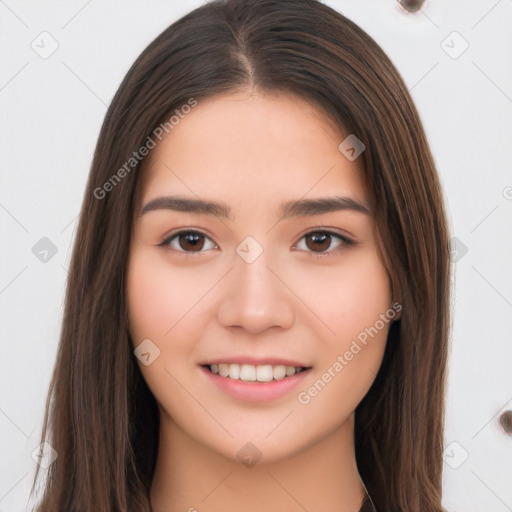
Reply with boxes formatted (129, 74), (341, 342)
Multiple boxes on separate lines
(200, 357), (311, 368)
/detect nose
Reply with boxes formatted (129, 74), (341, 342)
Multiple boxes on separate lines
(216, 249), (295, 334)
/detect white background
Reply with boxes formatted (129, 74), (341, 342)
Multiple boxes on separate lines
(1, 1), (511, 510)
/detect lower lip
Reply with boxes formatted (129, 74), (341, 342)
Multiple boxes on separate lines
(200, 366), (311, 403)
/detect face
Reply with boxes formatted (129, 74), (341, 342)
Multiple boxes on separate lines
(126, 90), (397, 464)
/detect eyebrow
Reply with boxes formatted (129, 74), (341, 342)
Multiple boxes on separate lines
(139, 194), (371, 220)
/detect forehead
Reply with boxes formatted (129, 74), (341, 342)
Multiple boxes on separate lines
(138, 90), (367, 213)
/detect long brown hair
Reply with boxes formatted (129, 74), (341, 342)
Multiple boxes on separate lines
(31, 0), (450, 510)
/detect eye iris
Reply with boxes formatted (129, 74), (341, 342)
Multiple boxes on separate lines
(306, 232), (331, 252)
(179, 232), (204, 251)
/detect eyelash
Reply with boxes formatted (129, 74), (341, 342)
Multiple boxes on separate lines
(158, 229), (354, 258)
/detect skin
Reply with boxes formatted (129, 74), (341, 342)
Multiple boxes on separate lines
(126, 89), (398, 512)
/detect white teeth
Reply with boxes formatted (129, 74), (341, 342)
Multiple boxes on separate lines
(207, 363), (306, 382)
(228, 363), (240, 379)
(286, 365), (296, 377)
(272, 365), (286, 380)
(240, 364), (257, 381)
(218, 363), (229, 377)
(256, 364), (274, 382)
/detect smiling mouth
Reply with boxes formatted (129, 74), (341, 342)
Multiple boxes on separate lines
(202, 363), (311, 382)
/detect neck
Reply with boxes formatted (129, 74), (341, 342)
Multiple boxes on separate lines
(150, 412), (366, 512)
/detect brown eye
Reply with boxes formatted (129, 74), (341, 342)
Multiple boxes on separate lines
(177, 232), (205, 251)
(295, 230), (353, 256)
(161, 230), (217, 253)
(305, 232), (332, 252)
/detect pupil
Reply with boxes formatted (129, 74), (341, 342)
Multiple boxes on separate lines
(307, 232), (330, 252)
(180, 233), (204, 251)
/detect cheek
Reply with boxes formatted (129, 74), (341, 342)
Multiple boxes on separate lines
(297, 252), (391, 339)
(292, 265), (392, 426)
(126, 249), (203, 408)
(126, 250), (188, 344)
(296, 252), (391, 392)
(341, 259), (391, 337)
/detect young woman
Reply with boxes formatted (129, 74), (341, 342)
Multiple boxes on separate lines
(31, 0), (450, 511)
